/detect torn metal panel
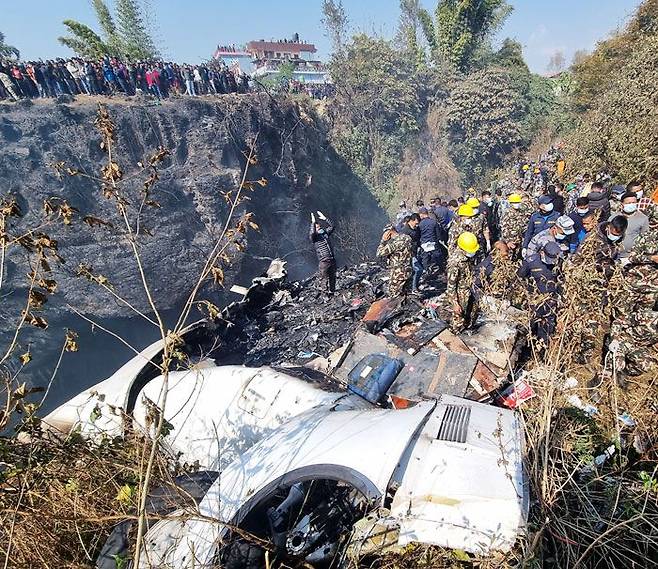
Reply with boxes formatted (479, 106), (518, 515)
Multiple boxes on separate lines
(390, 395), (528, 555)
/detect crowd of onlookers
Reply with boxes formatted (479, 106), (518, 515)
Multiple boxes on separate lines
(0, 56), (337, 103)
(0, 57), (252, 102)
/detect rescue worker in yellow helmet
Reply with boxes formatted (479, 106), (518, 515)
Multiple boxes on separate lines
(447, 204), (476, 253)
(465, 196), (490, 254)
(446, 232), (480, 333)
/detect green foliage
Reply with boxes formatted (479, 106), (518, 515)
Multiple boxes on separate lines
(92, 0), (121, 55)
(0, 30), (20, 59)
(419, 0), (512, 70)
(59, 0), (159, 60)
(322, 0), (349, 54)
(116, 0), (160, 60)
(570, 0), (658, 112)
(444, 67), (525, 181)
(398, 0), (426, 68)
(261, 61), (295, 91)
(566, 32), (658, 185)
(329, 34), (424, 205)
(59, 20), (110, 59)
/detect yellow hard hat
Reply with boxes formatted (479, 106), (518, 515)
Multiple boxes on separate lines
(457, 204), (475, 217)
(522, 164), (530, 171)
(457, 232), (480, 255)
(534, 167), (540, 174)
(466, 197), (480, 208)
(508, 193), (522, 203)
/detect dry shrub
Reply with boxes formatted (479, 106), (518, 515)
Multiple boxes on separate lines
(0, 427), (174, 568)
(395, 106), (462, 206)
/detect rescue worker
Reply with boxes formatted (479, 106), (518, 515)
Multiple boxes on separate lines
(472, 241), (518, 301)
(396, 213), (422, 292)
(500, 193), (530, 260)
(522, 195), (560, 257)
(376, 225), (414, 297)
(395, 200), (412, 226)
(526, 215), (576, 257)
(518, 241), (562, 345)
(446, 232), (480, 333)
(447, 204), (475, 253)
(480, 190), (500, 243)
(418, 207), (444, 272)
(465, 196), (489, 252)
(616, 191), (649, 259)
(309, 211), (336, 293)
(609, 212), (658, 378)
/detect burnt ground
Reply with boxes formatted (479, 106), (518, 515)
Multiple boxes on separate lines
(208, 261), (447, 368)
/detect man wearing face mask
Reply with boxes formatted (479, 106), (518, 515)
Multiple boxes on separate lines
(522, 196), (560, 257)
(518, 241), (562, 344)
(569, 196), (589, 236)
(593, 215), (628, 280)
(615, 192), (649, 259)
(526, 215), (576, 258)
(628, 180), (651, 212)
(309, 211), (337, 293)
(609, 205), (658, 380)
(446, 232), (480, 333)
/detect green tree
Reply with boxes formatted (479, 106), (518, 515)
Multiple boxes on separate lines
(321, 0), (349, 54)
(116, 0), (160, 60)
(444, 67), (525, 180)
(0, 31), (20, 59)
(567, 32), (658, 184)
(59, 20), (110, 59)
(330, 34), (423, 204)
(418, 0), (512, 71)
(92, 0), (121, 54)
(397, 0), (425, 67)
(59, 0), (159, 61)
(571, 0), (658, 112)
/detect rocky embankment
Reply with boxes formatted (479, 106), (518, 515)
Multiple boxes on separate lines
(0, 94), (387, 408)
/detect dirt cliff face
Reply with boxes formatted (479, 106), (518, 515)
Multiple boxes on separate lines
(0, 94), (386, 408)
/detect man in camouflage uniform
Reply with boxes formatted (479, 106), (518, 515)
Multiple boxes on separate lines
(609, 204), (658, 375)
(376, 226), (414, 297)
(500, 193), (531, 260)
(446, 232), (480, 333)
(447, 205), (486, 257)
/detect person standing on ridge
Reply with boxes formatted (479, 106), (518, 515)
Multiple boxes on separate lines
(309, 210), (336, 294)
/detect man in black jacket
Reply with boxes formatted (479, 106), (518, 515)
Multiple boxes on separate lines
(310, 210), (337, 293)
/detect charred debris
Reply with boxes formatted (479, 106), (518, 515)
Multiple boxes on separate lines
(193, 259), (522, 407)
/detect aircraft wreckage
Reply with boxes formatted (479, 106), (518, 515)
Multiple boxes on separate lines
(45, 260), (529, 568)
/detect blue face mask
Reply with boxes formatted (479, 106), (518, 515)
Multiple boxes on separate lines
(555, 233), (566, 240)
(607, 232), (621, 242)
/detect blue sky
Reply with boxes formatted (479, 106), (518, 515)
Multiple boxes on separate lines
(2, 0), (642, 73)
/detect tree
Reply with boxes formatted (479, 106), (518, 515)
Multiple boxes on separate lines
(92, 0), (121, 54)
(0, 31), (20, 59)
(397, 0), (425, 67)
(321, 0), (348, 54)
(570, 0), (658, 111)
(444, 67), (525, 180)
(330, 34), (423, 204)
(547, 49), (566, 73)
(418, 0), (513, 71)
(59, 0), (159, 60)
(59, 20), (110, 59)
(116, 0), (160, 60)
